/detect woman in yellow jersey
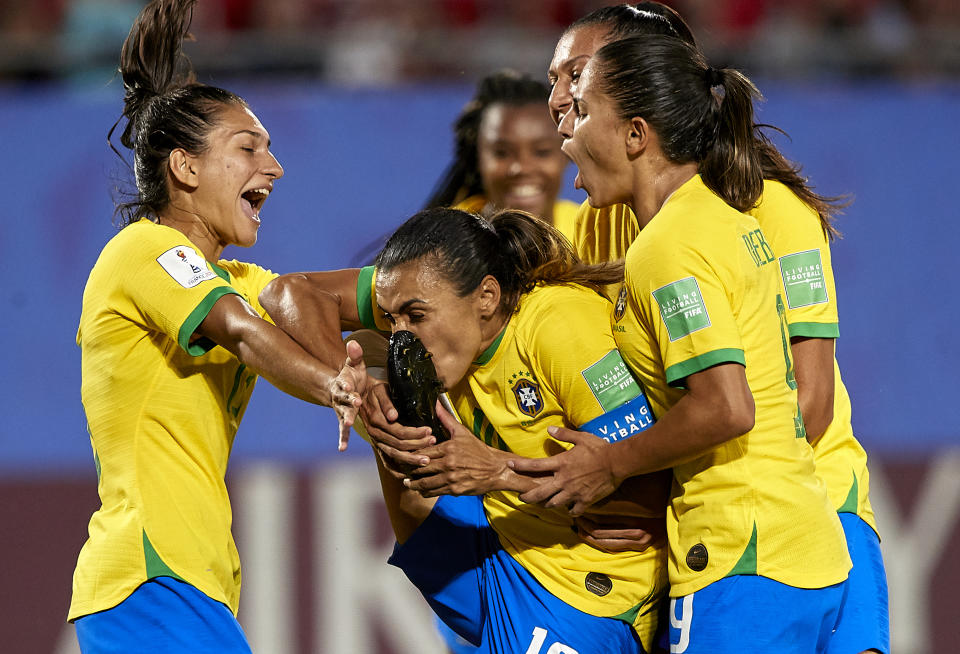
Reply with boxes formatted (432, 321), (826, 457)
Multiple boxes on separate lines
(268, 208), (670, 653)
(425, 69), (578, 241)
(509, 35), (852, 653)
(70, 2), (360, 652)
(544, 5), (889, 653)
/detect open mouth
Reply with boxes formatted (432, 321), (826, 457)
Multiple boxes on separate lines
(241, 188), (270, 221)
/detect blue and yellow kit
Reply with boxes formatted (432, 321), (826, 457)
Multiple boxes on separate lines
(70, 219), (277, 620)
(611, 175), (851, 597)
(749, 180), (877, 535)
(357, 267), (667, 649)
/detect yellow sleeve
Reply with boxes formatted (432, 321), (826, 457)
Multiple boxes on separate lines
(117, 230), (239, 355)
(522, 289), (646, 431)
(751, 181), (840, 339)
(629, 236), (745, 386)
(217, 259), (279, 320)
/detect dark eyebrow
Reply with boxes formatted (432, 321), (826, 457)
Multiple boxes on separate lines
(563, 54), (591, 71)
(377, 298), (427, 315)
(548, 53), (590, 78)
(235, 129), (271, 147)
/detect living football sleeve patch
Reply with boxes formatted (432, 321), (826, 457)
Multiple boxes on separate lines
(779, 249), (829, 308)
(652, 277), (710, 341)
(156, 246), (217, 288)
(580, 350), (654, 443)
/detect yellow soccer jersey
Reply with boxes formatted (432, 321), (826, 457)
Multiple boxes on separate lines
(70, 219), (278, 620)
(572, 201), (640, 266)
(454, 195), (579, 244)
(750, 180), (877, 534)
(612, 175), (850, 597)
(357, 271), (667, 649)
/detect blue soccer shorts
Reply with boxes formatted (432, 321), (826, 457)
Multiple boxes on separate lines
(389, 494), (647, 654)
(667, 573), (848, 653)
(828, 512), (890, 654)
(74, 576), (251, 654)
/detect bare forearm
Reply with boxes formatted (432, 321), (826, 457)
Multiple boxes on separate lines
(198, 294), (341, 406)
(261, 273), (359, 370)
(791, 337), (835, 444)
(608, 367), (754, 482)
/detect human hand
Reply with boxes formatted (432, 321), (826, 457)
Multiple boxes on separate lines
(359, 381), (434, 471)
(507, 426), (619, 516)
(573, 514), (665, 553)
(403, 403), (534, 497)
(330, 339), (367, 451)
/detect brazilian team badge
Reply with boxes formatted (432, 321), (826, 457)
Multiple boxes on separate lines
(512, 377), (544, 418)
(614, 285), (628, 322)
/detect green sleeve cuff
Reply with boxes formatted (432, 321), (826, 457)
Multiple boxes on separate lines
(787, 322), (839, 339)
(665, 348), (745, 387)
(356, 266), (379, 329)
(178, 286), (242, 356)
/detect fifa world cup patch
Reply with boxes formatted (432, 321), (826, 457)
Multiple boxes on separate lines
(652, 277), (710, 341)
(511, 372), (544, 418)
(779, 249), (828, 308)
(157, 246), (217, 288)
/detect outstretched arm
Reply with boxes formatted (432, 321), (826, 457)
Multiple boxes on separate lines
(196, 293), (359, 412)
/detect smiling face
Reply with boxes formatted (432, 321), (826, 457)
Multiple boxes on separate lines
(179, 103), (284, 254)
(559, 62), (635, 209)
(376, 259), (500, 389)
(548, 23), (612, 127)
(476, 102), (568, 221)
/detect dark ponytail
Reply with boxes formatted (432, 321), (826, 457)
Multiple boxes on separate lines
(698, 66), (765, 212)
(375, 208), (622, 316)
(110, 0), (247, 227)
(593, 36), (764, 212)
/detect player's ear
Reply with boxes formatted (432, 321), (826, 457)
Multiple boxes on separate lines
(477, 275), (501, 318)
(168, 148), (200, 189)
(625, 116), (649, 157)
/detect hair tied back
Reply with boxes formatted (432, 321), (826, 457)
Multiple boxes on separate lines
(705, 66), (724, 88)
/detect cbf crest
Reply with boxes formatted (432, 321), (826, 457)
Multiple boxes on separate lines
(511, 373), (544, 418)
(614, 285), (628, 322)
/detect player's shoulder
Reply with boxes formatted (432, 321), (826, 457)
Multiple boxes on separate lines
(515, 284), (610, 341)
(752, 180), (825, 245)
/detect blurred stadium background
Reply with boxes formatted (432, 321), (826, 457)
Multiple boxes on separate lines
(1, 1), (958, 652)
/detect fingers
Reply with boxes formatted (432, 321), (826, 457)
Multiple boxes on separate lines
(371, 382), (398, 422)
(507, 454), (561, 474)
(546, 425), (591, 444)
(338, 419), (352, 452)
(375, 441), (429, 468)
(518, 480), (565, 505)
(345, 338), (365, 366)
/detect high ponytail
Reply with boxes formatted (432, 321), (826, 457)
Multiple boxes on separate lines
(698, 66), (764, 212)
(110, 0), (247, 227)
(593, 35), (765, 212)
(375, 208), (622, 317)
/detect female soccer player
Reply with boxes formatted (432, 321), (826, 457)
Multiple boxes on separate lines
(546, 5), (888, 653)
(509, 36), (852, 653)
(269, 208), (670, 653)
(70, 1), (359, 651)
(425, 69), (578, 240)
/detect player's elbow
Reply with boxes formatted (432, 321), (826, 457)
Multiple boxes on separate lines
(711, 389), (755, 444)
(260, 273), (309, 317)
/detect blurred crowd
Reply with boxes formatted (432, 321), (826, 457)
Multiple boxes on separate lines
(2, 0), (959, 84)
